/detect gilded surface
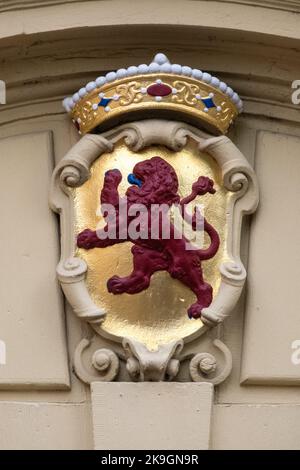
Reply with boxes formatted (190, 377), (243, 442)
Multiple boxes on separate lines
(74, 139), (230, 350)
(72, 74), (237, 135)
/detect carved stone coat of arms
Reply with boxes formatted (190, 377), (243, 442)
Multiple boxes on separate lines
(50, 53), (258, 383)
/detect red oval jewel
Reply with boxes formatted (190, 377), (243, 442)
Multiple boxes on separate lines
(147, 83), (172, 97)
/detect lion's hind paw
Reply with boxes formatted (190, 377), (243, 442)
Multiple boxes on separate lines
(107, 275), (127, 294)
(187, 302), (203, 319)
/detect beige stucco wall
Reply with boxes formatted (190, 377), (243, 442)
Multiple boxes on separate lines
(0, 0), (300, 449)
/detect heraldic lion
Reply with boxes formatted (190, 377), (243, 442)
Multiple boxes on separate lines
(77, 156), (220, 319)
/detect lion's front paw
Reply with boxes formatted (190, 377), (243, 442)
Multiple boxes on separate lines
(107, 275), (127, 294)
(192, 176), (215, 195)
(77, 229), (97, 249)
(104, 169), (122, 186)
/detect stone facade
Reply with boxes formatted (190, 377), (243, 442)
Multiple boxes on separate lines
(0, 0), (300, 449)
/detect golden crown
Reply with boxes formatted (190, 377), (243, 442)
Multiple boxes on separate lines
(63, 53), (243, 135)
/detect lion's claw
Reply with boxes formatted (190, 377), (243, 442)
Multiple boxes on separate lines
(192, 176), (215, 195)
(107, 275), (126, 294)
(104, 169), (122, 186)
(187, 302), (203, 319)
(77, 229), (97, 249)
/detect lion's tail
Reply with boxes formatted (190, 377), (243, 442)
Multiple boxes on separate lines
(197, 219), (220, 260)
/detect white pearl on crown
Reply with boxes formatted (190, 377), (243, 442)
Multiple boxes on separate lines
(63, 97), (71, 111)
(192, 69), (203, 79)
(148, 62), (160, 73)
(138, 64), (149, 74)
(72, 92), (80, 102)
(96, 76), (106, 87)
(219, 82), (227, 92)
(68, 98), (75, 109)
(202, 73), (212, 83)
(153, 53), (170, 65)
(226, 87), (234, 97)
(86, 81), (96, 92)
(106, 72), (116, 82)
(171, 64), (182, 74)
(127, 66), (138, 76)
(116, 68), (127, 79)
(78, 88), (87, 98)
(160, 63), (172, 73)
(182, 66), (192, 76)
(211, 77), (220, 87)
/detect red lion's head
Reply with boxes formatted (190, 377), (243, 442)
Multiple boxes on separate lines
(126, 156), (180, 206)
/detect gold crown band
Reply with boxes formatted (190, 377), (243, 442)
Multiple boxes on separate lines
(71, 74), (238, 135)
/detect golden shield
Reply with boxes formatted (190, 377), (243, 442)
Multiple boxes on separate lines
(74, 138), (229, 350)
